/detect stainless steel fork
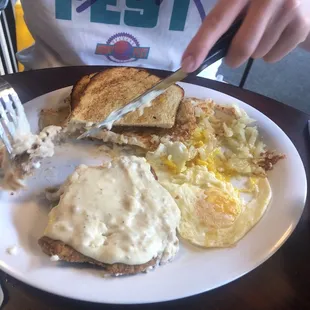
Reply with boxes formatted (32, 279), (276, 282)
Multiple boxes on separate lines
(0, 77), (30, 157)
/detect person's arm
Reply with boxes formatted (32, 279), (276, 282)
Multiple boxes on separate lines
(182, 0), (310, 72)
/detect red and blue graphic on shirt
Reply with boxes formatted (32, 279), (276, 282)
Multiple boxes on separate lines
(95, 33), (150, 63)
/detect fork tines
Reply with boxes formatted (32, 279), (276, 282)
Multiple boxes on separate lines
(0, 79), (27, 156)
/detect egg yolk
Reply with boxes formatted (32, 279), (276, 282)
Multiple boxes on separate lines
(161, 156), (178, 174)
(195, 188), (241, 229)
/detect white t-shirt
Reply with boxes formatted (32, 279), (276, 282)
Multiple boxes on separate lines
(18, 0), (221, 78)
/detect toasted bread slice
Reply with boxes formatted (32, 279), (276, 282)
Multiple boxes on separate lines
(71, 73), (97, 109)
(69, 67), (184, 128)
(90, 98), (197, 150)
(39, 106), (71, 130)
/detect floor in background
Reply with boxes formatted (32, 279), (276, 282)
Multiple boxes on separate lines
(218, 48), (310, 114)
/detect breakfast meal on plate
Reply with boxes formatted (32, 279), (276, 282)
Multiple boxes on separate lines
(0, 67), (285, 276)
(38, 156), (180, 275)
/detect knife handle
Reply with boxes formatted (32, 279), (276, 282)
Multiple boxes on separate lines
(192, 18), (244, 76)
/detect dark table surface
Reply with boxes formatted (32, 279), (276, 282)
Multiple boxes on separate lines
(1, 66), (310, 310)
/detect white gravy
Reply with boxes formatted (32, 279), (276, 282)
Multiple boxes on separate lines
(44, 156), (180, 265)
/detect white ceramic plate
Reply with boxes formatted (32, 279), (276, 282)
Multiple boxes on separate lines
(0, 83), (306, 304)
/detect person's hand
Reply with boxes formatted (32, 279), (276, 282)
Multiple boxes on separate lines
(182, 0), (310, 72)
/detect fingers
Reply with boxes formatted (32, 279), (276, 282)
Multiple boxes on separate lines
(182, 0), (310, 72)
(264, 13), (310, 62)
(251, 1), (297, 59)
(182, 0), (248, 72)
(225, 0), (279, 68)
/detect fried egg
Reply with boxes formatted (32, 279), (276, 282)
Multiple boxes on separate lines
(162, 175), (271, 247)
(146, 101), (274, 248)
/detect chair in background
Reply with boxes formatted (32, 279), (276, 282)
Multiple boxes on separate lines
(0, 0), (18, 75)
